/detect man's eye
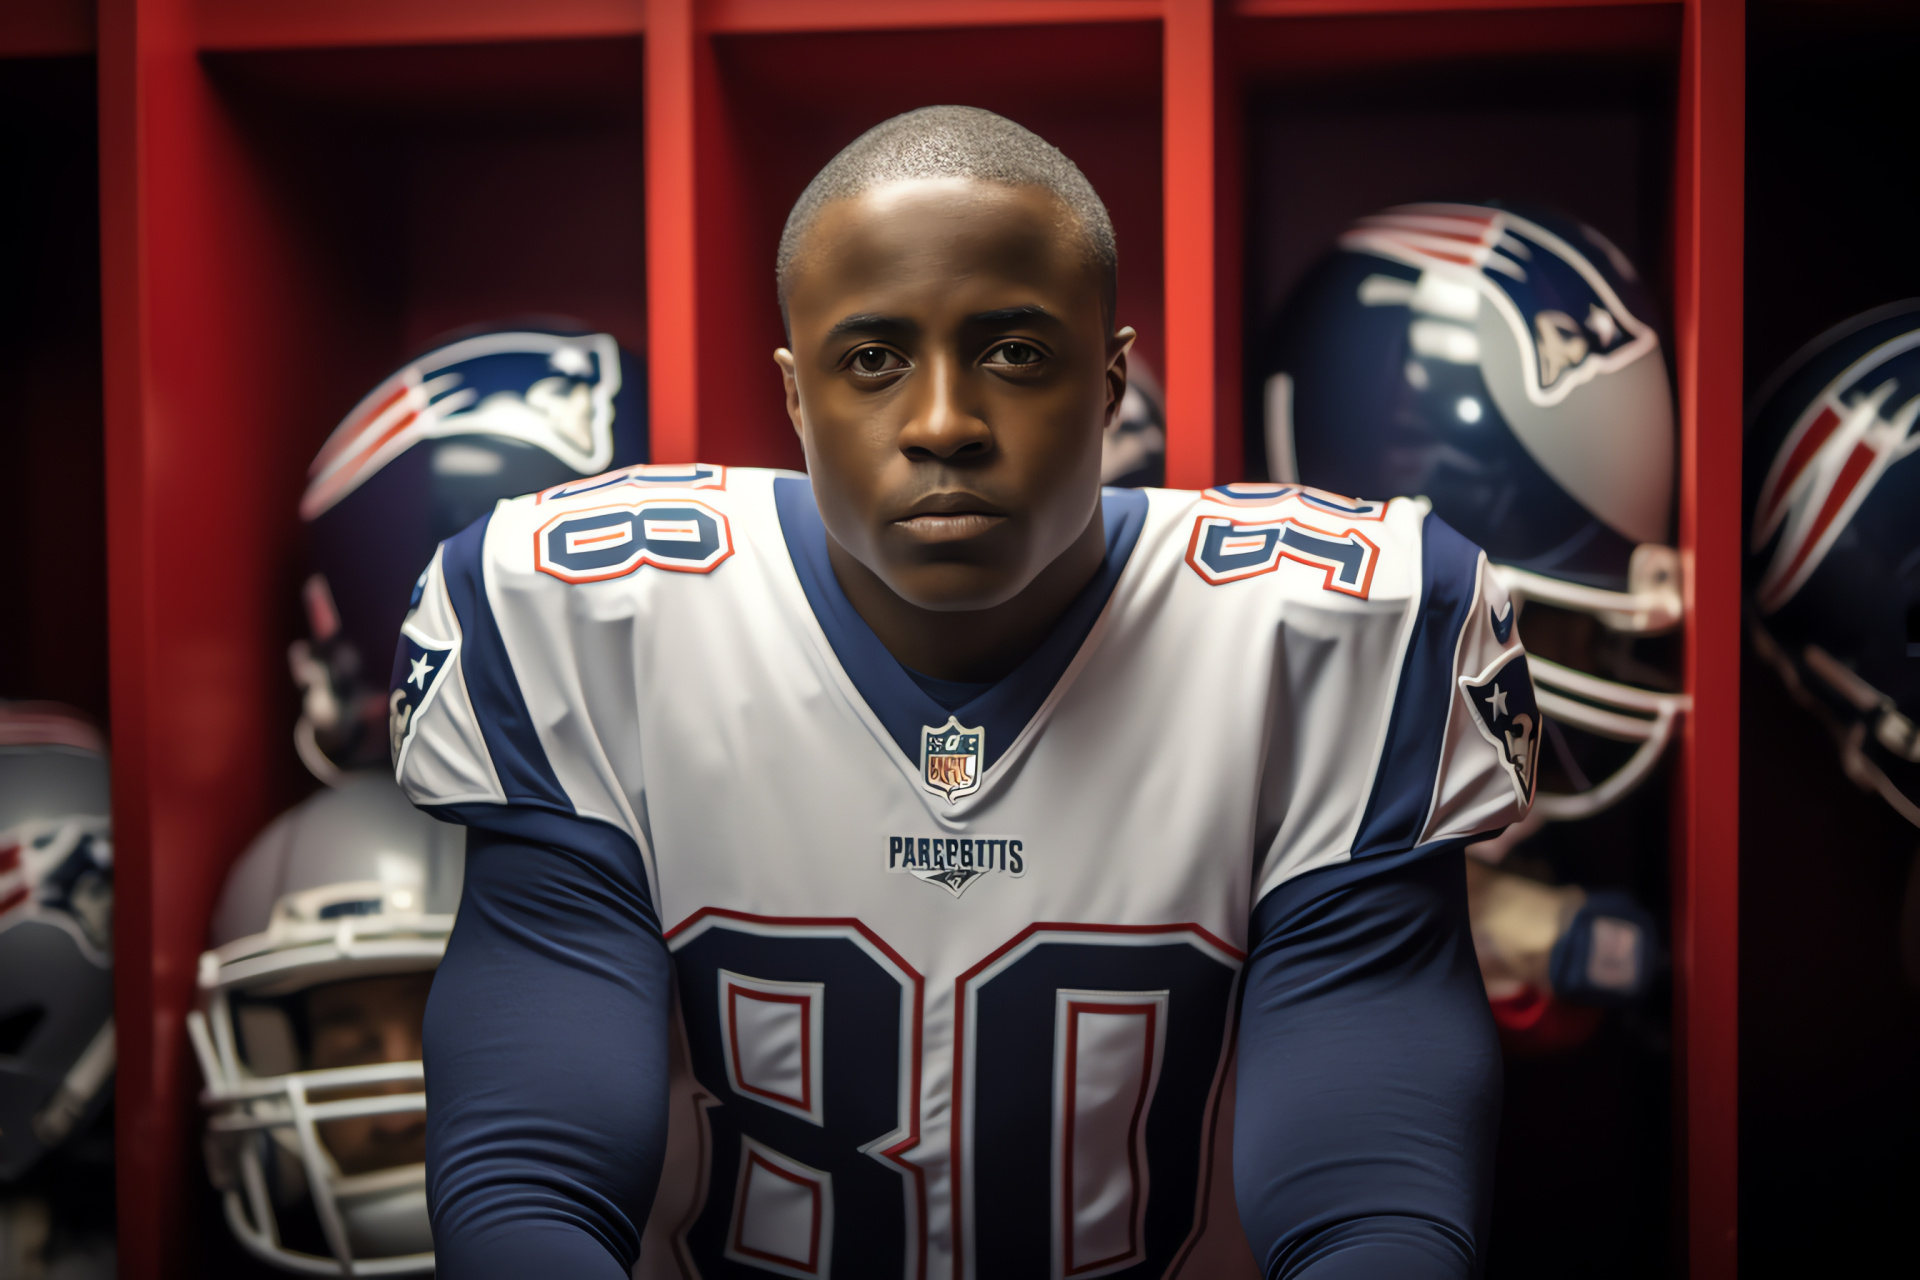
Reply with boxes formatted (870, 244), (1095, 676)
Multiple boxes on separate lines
(849, 347), (906, 376)
(985, 341), (1044, 368)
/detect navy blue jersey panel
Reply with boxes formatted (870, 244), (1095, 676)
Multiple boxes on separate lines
(1237, 844), (1499, 1280)
(1350, 514), (1482, 858)
(905, 667), (996, 713)
(425, 802), (660, 934)
(434, 516), (575, 812)
(424, 826), (669, 1279)
(773, 478), (1147, 767)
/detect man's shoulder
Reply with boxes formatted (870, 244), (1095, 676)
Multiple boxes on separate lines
(469, 464), (796, 588)
(1135, 482), (1445, 609)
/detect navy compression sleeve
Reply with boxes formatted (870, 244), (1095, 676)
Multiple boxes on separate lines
(1235, 845), (1501, 1280)
(423, 823), (672, 1279)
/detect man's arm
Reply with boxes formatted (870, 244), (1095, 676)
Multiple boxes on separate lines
(1234, 843), (1501, 1280)
(424, 824), (672, 1278)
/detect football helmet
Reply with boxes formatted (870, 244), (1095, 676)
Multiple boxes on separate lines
(0, 704), (113, 1184)
(1255, 202), (1687, 819)
(187, 772), (464, 1275)
(1747, 300), (1920, 825)
(295, 322), (648, 780)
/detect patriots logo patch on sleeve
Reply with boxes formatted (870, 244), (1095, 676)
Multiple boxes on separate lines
(389, 631), (457, 768)
(1460, 650), (1539, 807)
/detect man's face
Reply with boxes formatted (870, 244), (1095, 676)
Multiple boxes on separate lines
(778, 178), (1129, 612)
(305, 972), (432, 1175)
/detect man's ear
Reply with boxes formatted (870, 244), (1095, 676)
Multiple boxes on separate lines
(1104, 327), (1138, 430)
(773, 348), (804, 440)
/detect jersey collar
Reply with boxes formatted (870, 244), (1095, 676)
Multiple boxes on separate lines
(773, 476), (1147, 770)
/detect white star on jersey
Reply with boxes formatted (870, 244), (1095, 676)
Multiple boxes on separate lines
(1484, 684), (1509, 718)
(408, 655), (434, 689)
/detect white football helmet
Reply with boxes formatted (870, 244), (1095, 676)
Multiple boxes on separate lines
(187, 771), (463, 1275)
(0, 704), (113, 1185)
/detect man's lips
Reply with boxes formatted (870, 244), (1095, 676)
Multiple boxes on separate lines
(892, 492), (1008, 543)
(894, 512), (1007, 541)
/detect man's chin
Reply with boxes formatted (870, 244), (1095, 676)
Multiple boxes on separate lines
(879, 562), (1037, 614)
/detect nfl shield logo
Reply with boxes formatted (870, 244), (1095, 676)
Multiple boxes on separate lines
(920, 717), (985, 804)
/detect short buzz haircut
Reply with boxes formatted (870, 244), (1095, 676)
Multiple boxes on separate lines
(776, 105), (1119, 326)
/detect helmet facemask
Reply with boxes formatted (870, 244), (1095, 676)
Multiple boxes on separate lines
(190, 878), (448, 1276)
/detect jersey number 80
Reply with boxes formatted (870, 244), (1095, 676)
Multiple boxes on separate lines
(667, 911), (1242, 1280)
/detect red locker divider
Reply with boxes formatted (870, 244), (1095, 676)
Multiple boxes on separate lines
(74, 1), (1741, 1274)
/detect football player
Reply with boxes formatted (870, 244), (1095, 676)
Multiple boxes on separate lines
(397, 107), (1533, 1279)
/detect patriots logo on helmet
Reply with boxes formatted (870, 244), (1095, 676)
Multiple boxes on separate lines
(1461, 650), (1540, 808)
(0, 821), (112, 956)
(1750, 328), (1920, 614)
(303, 331), (626, 520)
(1342, 203), (1659, 406)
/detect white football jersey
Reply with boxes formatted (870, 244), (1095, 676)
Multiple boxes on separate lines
(392, 465), (1536, 1280)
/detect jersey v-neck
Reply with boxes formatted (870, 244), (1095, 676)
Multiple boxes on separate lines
(772, 476), (1148, 770)
(903, 667), (996, 712)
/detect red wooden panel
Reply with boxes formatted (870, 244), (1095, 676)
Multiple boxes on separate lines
(1671, 1), (1742, 1273)
(100, 1), (328, 1273)
(647, 0), (701, 463)
(196, 0), (644, 51)
(706, 0), (1162, 33)
(0, 0), (90, 55)
(1163, 0), (1222, 488)
(678, 20), (1165, 470)
(1237, 0), (1661, 14)
(1232, 2), (1680, 80)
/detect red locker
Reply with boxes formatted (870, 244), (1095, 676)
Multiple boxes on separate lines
(1, 0), (1744, 1274)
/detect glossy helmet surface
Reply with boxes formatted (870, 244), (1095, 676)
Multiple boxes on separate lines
(1255, 201), (1686, 819)
(188, 772), (464, 1275)
(1746, 300), (1920, 825)
(296, 323), (648, 779)
(0, 704), (113, 1184)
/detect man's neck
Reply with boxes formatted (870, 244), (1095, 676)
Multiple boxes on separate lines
(823, 505), (1110, 684)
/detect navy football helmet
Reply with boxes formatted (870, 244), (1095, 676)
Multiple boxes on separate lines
(294, 323), (647, 780)
(1256, 202), (1685, 819)
(1747, 301), (1920, 825)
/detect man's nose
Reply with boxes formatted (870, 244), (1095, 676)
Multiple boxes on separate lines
(898, 352), (991, 461)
